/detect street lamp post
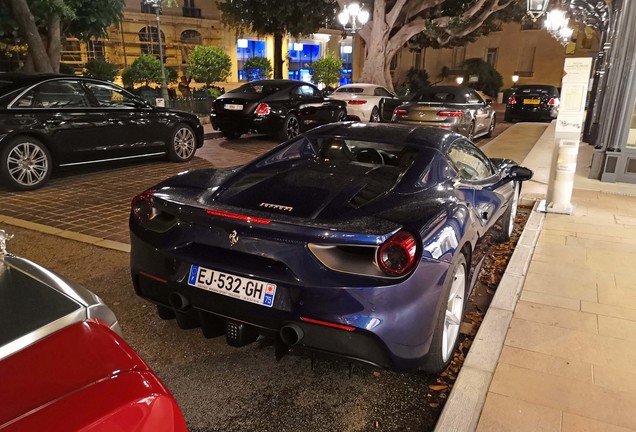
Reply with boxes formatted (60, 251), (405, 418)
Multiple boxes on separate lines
(338, 2), (370, 33)
(145, 0), (170, 103)
(526, 0), (550, 21)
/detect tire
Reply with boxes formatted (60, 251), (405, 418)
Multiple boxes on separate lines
(279, 113), (300, 141)
(498, 181), (520, 242)
(485, 114), (496, 137)
(221, 128), (242, 139)
(0, 136), (52, 191)
(336, 109), (347, 122)
(504, 110), (513, 123)
(420, 252), (468, 373)
(168, 124), (196, 162)
(370, 106), (381, 122)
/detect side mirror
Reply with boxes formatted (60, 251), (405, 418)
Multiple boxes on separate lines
(485, 99), (493, 105)
(509, 165), (533, 181)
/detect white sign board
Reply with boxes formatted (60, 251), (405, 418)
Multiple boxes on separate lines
(555, 57), (593, 137)
(155, 97), (165, 107)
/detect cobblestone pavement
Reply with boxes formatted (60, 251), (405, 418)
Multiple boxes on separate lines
(0, 136), (278, 243)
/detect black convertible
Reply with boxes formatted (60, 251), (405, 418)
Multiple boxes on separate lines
(210, 80), (348, 140)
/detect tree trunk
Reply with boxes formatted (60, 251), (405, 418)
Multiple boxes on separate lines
(21, 53), (35, 73)
(47, 15), (62, 73)
(273, 32), (283, 79)
(9, 0), (53, 72)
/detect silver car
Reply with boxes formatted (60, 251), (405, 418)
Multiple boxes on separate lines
(391, 86), (496, 140)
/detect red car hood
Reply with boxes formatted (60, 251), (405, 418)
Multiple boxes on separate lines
(0, 321), (187, 431)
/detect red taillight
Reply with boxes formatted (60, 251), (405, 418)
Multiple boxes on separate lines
(348, 100), (367, 105)
(254, 103), (270, 115)
(131, 189), (157, 222)
(437, 110), (464, 117)
(393, 108), (408, 116)
(508, 96), (517, 105)
(300, 317), (355, 331)
(377, 231), (417, 276)
(548, 98), (557, 106)
(206, 209), (271, 225)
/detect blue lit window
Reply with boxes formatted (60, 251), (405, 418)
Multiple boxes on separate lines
(237, 40), (267, 81)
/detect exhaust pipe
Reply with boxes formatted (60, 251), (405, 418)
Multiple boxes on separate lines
(279, 324), (304, 346)
(168, 291), (190, 311)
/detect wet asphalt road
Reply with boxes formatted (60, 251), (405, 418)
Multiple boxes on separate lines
(0, 115), (513, 432)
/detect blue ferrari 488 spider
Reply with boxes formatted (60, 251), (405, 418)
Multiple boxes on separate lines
(130, 122), (532, 373)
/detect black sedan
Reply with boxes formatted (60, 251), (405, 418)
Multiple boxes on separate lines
(130, 123), (532, 373)
(0, 73), (204, 190)
(210, 79), (348, 140)
(504, 84), (560, 122)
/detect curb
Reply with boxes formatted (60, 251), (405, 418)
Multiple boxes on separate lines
(0, 214), (131, 253)
(434, 200), (545, 432)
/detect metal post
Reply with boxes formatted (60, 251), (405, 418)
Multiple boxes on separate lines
(154, 4), (170, 102)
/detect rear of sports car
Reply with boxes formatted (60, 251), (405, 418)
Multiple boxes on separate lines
(130, 145), (458, 371)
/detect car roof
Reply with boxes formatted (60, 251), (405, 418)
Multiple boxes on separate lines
(337, 83), (380, 89)
(305, 122), (461, 152)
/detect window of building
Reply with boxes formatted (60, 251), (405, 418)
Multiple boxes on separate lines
(485, 48), (498, 68)
(87, 40), (105, 61)
(139, 26), (165, 62)
(183, 0), (201, 17)
(452, 46), (465, 68)
(236, 39), (267, 81)
(180, 30), (202, 64)
(288, 42), (320, 81)
(339, 41), (353, 85)
(413, 50), (422, 71)
(516, 46), (535, 75)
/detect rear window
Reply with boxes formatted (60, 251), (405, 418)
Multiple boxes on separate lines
(413, 90), (466, 103)
(335, 87), (364, 93)
(515, 85), (559, 96)
(233, 82), (286, 96)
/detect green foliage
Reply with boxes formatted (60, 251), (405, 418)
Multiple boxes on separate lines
(460, 58), (503, 96)
(83, 58), (118, 81)
(243, 56), (272, 81)
(166, 66), (178, 84)
(218, 0), (338, 38)
(405, 0), (526, 51)
(310, 55), (342, 88)
(122, 54), (162, 86)
(187, 45), (232, 86)
(399, 68), (431, 95)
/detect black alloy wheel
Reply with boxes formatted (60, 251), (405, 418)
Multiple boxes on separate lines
(280, 114), (300, 141)
(467, 121), (475, 141)
(370, 106), (381, 122)
(486, 115), (496, 137)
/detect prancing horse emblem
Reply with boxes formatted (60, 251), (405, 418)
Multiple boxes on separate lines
(229, 230), (239, 246)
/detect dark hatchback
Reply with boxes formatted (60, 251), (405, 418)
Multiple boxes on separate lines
(210, 79), (348, 141)
(0, 73), (204, 190)
(504, 84), (560, 122)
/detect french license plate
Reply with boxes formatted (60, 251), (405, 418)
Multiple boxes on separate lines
(523, 98), (540, 105)
(188, 265), (276, 307)
(224, 103), (243, 111)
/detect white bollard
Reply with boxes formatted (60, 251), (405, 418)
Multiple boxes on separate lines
(547, 139), (579, 214)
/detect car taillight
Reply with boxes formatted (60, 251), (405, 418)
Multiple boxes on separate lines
(377, 231), (417, 276)
(393, 108), (408, 116)
(437, 110), (464, 117)
(254, 103), (270, 115)
(508, 96), (517, 105)
(211, 103), (216, 113)
(348, 100), (367, 105)
(132, 189), (157, 222)
(548, 98), (557, 106)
